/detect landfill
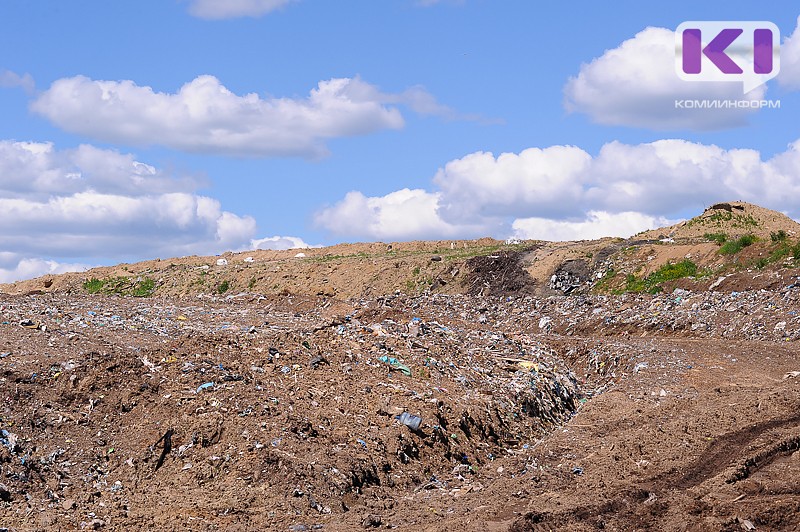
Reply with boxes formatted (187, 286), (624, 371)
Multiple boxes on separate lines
(0, 278), (799, 530)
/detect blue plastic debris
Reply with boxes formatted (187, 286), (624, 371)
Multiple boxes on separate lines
(196, 382), (214, 393)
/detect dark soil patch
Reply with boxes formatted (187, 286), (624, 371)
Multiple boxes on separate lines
(464, 248), (538, 297)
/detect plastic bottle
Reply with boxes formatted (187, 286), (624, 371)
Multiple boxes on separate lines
(396, 412), (422, 431)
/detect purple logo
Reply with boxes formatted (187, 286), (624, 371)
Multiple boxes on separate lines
(675, 21), (780, 93)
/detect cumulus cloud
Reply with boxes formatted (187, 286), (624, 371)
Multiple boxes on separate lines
(249, 235), (314, 250)
(779, 16), (800, 89)
(187, 0), (295, 19)
(512, 212), (676, 242)
(0, 70), (35, 94)
(433, 146), (591, 221)
(315, 139), (800, 242)
(0, 258), (90, 284)
(315, 188), (490, 241)
(0, 141), (301, 282)
(30, 75), (465, 158)
(0, 141), (202, 200)
(564, 27), (769, 130)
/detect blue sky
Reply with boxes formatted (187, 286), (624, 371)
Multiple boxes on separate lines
(1, 1), (800, 281)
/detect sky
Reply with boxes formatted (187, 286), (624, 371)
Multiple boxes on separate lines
(1, 1), (800, 282)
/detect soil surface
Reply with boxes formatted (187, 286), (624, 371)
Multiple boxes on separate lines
(2, 201), (800, 531)
(1, 284), (799, 531)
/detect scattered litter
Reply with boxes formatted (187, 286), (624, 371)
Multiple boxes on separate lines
(196, 382), (214, 393)
(396, 412), (422, 431)
(378, 355), (411, 376)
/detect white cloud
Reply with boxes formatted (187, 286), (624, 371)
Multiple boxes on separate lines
(315, 188), (489, 241)
(0, 141), (202, 200)
(32, 75), (409, 158)
(0, 70), (34, 94)
(779, 16), (800, 90)
(512, 211), (675, 241)
(249, 235), (314, 250)
(0, 258), (90, 284)
(433, 146), (591, 221)
(0, 141), (302, 282)
(564, 27), (768, 130)
(315, 139), (800, 242)
(187, 0), (295, 19)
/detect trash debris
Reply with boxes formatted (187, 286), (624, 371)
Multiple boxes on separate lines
(378, 355), (411, 376)
(196, 382), (214, 393)
(396, 412), (422, 431)
(737, 517), (756, 531)
(19, 319), (40, 329)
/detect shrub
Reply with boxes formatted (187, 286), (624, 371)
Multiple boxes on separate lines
(771, 230), (788, 242)
(704, 232), (728, 245)
(132, 277), (155, 297)
(218, 280), (230, 293)
(719, 234), (757, 255)
(82, 276), (155, 297)
(83, 278), (104, 293)
(624, 259), (697, 294)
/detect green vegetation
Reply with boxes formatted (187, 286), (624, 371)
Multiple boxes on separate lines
(771, 230), (788, 242)
(217, 280), (230, 294)
(748, 238), (800, 269)
(719, 234), (757, 255)
(686, 211), (760, 229)
(248, 276), (257, 290)
(623, 259), (698, 294)
(83, 278), (104, 293)
(592, 269), (617, 293)
(132, 277), (155, 297)
(82, 276), (156, 297)
(704, 232), (728, 245)
(306, 241), (531, 264)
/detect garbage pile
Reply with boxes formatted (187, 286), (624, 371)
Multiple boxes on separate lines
(0, 291), (593, 530)
(1, 280), (798, 529)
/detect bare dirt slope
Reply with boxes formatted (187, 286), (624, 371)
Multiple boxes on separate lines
(1, 202), (800, 531)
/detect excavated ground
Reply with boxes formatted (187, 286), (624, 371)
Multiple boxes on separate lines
(1, 283), (799, 531)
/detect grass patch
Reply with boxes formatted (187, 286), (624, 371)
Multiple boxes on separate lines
(83, 278), (104, 294)
(82, 276), (156, 297)
(687, 211), (760, 229)
(771, 230), (788, 242)
(624, 259), (698, 294)
(132, 277), (155, 297)
(704, 232), (728, 245)
(217, 280), (230, 294)
(719, 234), (757, 255)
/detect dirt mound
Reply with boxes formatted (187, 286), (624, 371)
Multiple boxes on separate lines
(639, 201), (800, 241)
(2, 284), (800, 530)
(464, 248), (539, 296)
